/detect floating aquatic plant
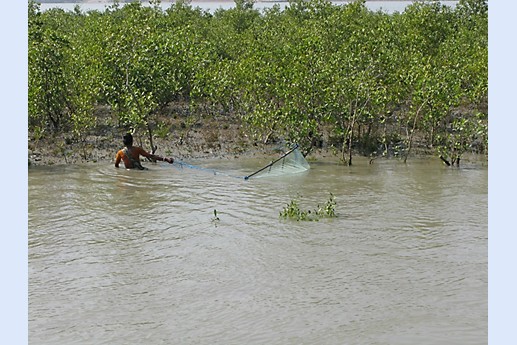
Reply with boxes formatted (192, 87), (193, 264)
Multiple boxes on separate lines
(212, 209), (220, 222)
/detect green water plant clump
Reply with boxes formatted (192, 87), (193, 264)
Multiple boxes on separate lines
(280, 193), (336, 221)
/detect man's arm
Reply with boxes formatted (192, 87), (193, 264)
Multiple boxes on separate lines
(139, 148), (174, 164)
(114, 151), (122, 168)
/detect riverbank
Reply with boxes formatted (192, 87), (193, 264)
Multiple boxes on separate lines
(28, 104), (340, 166)
(29, 98), (491, 167)
(29, 101), (484, 167)
(28, 112), (251, 166)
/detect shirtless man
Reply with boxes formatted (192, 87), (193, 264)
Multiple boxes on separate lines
(115, 133), (174, 169)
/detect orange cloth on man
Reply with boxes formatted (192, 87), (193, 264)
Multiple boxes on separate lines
(115, 146), (152, 169)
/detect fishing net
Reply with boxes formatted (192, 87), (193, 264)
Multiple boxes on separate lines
(244, 144), (310, 180)
(172, 144), (310, 180)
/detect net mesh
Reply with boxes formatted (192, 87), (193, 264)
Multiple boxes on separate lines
(244, 145), (310, 179)
(172, 144), (310, 180)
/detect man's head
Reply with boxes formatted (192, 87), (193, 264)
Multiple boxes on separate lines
(123, 133), (133, 146)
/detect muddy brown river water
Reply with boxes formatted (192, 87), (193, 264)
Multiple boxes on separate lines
(29, 156), (487, 344)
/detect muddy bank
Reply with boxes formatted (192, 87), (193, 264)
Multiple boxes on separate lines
(27, 103), (445, 167)
(27, 106), (335, 166)
(28, 120), (258, 167)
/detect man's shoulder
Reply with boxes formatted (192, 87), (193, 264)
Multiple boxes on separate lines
(133, 146), (148, 154)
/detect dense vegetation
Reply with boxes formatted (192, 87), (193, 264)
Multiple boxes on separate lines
(28, 0), (487, 165)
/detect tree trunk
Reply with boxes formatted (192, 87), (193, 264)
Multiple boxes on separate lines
(347, 112), (356, 166)
(404, 99), (427, 163)
(147, 122), (156, 155)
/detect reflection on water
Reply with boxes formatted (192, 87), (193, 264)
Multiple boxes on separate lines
(29, 157), (487, 345)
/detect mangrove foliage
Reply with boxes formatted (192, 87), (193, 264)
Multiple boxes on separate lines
(28, 0), (488, 164)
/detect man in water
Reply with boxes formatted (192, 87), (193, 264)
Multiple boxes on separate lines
(115, 133), (174, 169)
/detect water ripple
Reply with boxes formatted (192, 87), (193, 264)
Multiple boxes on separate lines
(29, 159), (487, 345)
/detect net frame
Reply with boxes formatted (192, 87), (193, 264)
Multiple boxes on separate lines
(172, 144), (310, 180)
(244, 144), (310, 180)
